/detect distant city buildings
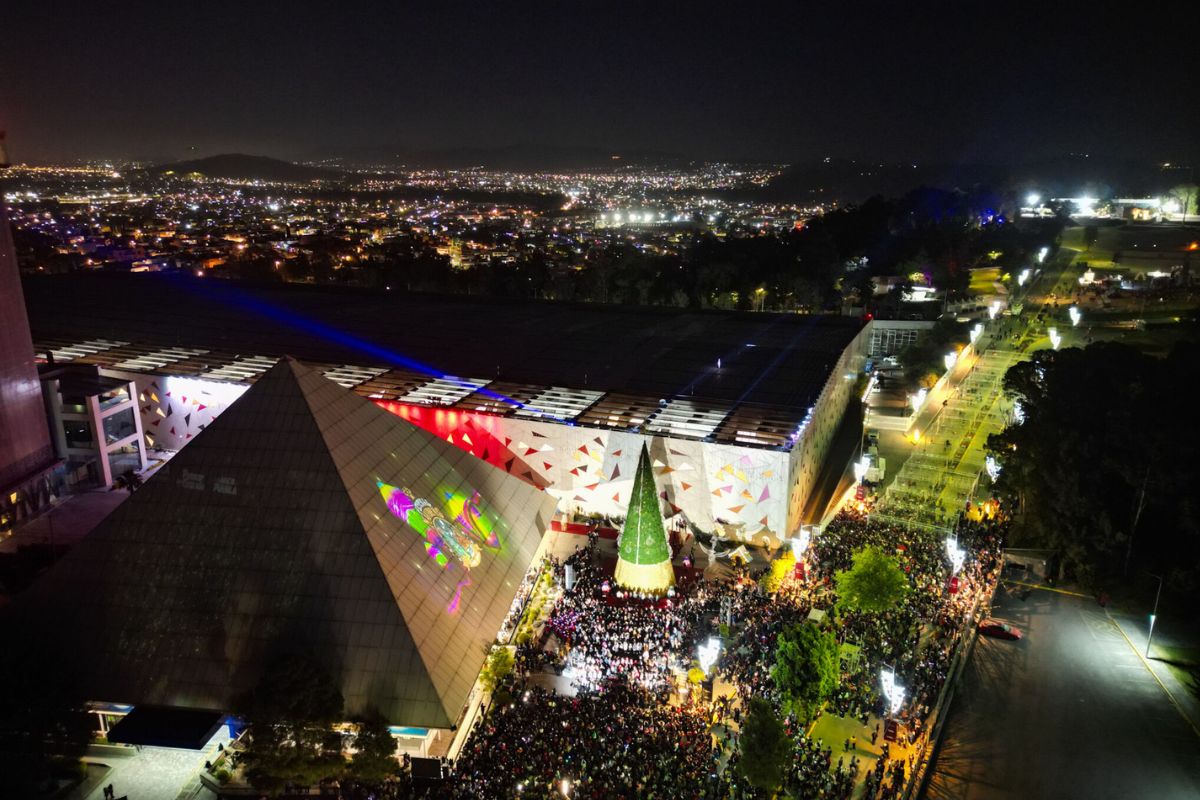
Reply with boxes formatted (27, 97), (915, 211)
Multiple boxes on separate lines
(0, 161), (820, 294)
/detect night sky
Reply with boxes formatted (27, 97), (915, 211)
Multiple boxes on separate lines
(2, 1), (1196, 165)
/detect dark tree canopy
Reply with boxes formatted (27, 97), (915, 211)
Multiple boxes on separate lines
(988, 342), (1200, 589)
(0, 631), (91, 796)
(834, 546), (910, 613)
(347, 710), (400, 785)
(238, 655), (346, 795)
(736, 697), (794, 792)
(771, 623), (840, 724)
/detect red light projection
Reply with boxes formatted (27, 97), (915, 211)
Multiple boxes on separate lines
(373, 401), (551, 490)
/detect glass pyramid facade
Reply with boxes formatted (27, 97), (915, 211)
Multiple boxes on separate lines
(10, 358), (557, 728)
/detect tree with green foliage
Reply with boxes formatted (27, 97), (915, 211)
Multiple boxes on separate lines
(479, 646), (516, 694)
(988, 342), (1200, 589)
(238, 655), (346, 796)
(770, 623), (840, 724)
(736, 697), (793, 793)
(834, 546), (909, 613)
(899, 318), (969, 388)
(1168, 184), (1199, 218)
(346, 710), (399, 785)
(760, 550), (797, 594)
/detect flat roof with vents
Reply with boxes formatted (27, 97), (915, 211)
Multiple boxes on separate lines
(23, 273), (865, 450)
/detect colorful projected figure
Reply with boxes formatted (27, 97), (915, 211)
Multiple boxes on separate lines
(452, 490), (499, 548)
(378, 482), (482, 569)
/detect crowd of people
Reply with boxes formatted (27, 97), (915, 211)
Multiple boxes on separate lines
(813, 508), (1005, 727)
(546, 542), (722, 691)
(381, 506), (1006, 800)
(446, 682), (721, 799)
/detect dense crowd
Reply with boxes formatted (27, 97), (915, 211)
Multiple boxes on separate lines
(447, 682), (720, 799)
(814, 509), (1005, 725)
(546, 542), (722, 690)
(382, 508), (1005, 800)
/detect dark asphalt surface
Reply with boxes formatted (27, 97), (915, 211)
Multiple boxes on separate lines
(923, 583), (1200, 800)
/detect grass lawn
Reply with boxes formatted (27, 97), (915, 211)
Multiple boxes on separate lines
(968, 266), (1002, 294)
(1155, 644), (1200, 702)
(1062, 224), (1200, 277)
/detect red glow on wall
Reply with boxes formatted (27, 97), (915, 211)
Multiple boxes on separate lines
(373, 400), (550, 489)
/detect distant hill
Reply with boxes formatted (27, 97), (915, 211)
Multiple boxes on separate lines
(152, 153), (343, 182)
(761, 156), (1189, 204)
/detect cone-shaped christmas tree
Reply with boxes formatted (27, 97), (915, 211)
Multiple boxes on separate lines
(614, 444), (675, 593)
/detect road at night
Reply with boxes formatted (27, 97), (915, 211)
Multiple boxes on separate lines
(923, 582), (1200, 799)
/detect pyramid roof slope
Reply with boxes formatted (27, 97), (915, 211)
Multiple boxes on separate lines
(10, 358), (556, 727)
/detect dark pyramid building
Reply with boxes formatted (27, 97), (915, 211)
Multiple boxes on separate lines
(613, 444), (675, 593)
(10, 357), (557, 728)
(0, 135), (57, 529)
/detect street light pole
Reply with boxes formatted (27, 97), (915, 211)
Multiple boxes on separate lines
(1145, 573), (1163, 659)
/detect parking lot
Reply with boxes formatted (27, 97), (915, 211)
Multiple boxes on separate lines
(924, 584), (1200, 799)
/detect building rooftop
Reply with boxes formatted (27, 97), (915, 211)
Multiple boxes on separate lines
(39, 363), (130, 397)
(22, 274), (865, 449)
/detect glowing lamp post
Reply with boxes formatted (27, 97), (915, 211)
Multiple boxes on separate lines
(988, 300), (1002, 320)
(792, 525), (815, 559)
(1048, 327), (1062, 350)
(698, 636), (721, 675)
(1026, 193), (1040, 208)
(945, 535), (966, 575)
(909, 388), (928, 415)
(1037, 246), (1049, 264)
(944, 351), (958, 372)
(1146, 573), (1163, 658)
(969, 323), (983, 344)
(880, 666), (906, 715)
(1018, 267), (1032, 287)
(853, 454), (871, 484)
(1068, 306), (1082, 327)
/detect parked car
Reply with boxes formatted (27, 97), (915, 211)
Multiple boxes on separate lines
(978, 619), (1022, 640)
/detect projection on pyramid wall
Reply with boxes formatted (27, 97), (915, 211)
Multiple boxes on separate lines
(377, 482), (504, 613)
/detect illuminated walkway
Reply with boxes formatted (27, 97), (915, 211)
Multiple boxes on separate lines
(876, 252), (1080, 527)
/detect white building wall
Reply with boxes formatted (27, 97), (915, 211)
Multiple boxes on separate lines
(431, 415), (792, 545)
(113, 372), (249, 451)
(116, 331), (873, 546)
(787, 324), (871, 532)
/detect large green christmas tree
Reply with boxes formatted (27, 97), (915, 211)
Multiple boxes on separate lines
(614, 444), (675, 593)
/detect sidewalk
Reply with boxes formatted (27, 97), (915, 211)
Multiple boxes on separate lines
(1106, 606), (1200, 740)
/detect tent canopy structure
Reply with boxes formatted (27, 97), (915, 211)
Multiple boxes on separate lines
(10, 358), (557, 728)
(106, 706), (226, 750)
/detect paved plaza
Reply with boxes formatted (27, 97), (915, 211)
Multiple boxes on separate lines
(72, 730), (230, 800)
